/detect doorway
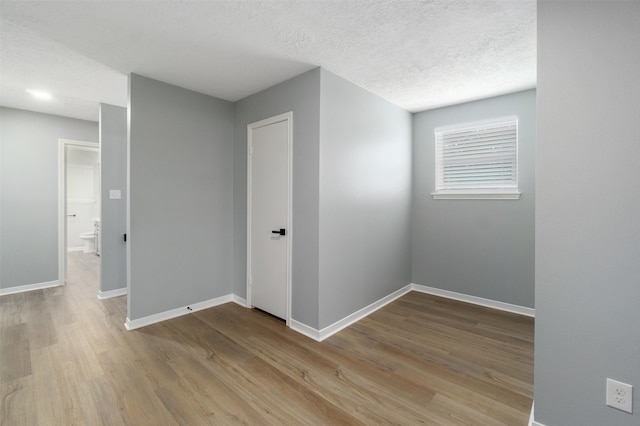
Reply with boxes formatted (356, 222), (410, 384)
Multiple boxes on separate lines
(58, 139), (100, 286)
(246, 112), (293, 324)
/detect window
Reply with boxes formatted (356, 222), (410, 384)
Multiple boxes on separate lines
(433, 116), (520, 199)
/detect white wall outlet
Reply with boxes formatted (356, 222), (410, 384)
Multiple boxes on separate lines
(109, 189), (122, 200)
(606, 378), (633, 414)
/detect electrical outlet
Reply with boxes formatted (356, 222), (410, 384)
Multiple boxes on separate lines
(606, 378), (633, 414)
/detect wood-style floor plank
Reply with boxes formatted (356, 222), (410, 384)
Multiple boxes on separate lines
(0, 252), (534, 425)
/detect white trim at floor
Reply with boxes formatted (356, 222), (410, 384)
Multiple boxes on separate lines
(231, 294), (246, 307)
(122, 285), (534, 340)
(531, 406), (546, 426)
(125, 294), (234, 331)
(290, 284), (413, 342)
(290, 284), (534, 342)
(290, 319), (322, 341)
(411, 284), (535, 317)
(0, 280), (61, 296)
(97, 287), (127, 300)
(529, 401), (534, 426)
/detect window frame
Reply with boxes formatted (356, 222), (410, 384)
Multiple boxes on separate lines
(432, 116), (521, 200)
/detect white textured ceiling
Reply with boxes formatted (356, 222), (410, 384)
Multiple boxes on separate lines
(0, 1), (536, 121)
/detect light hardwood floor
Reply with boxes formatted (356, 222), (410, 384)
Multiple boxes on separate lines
(1, 252), (534, 425)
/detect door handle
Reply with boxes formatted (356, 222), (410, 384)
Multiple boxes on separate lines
(271, 228), (286, 236)
(67, 214), (76, 217)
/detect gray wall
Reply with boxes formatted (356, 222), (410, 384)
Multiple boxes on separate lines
(535, 2), (640, 425)
(412, 90), (536, 308)
(318, 69), (412, 328)
(128, 74), (234, 320)
(100, 104), (127, 293)
(0, 107), (98, 289)
(234, 68), (321, 328)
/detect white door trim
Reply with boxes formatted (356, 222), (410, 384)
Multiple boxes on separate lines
(58, 138), (99, 285)
(246, 112), (293, 326)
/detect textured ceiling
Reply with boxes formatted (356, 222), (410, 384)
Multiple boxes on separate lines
(0, 1), (536, 121)
(0, 19), (128, 121)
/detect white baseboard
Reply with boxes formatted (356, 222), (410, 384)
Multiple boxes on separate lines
(289, 284), (533, 342)
(290, 284), (413, 342)
(0, 280), (62, 296)
(97, 287), (127, 300)
(532, 422), (546, 426)
(529, 401), (535, 426)
(318, 284), (413, 341)
(231, 294), (247, 307)
(122, 285), (533, 341)
(124, 294), (234, 331)
(411, 284), (535, 317)
(290, 319), (322, 341)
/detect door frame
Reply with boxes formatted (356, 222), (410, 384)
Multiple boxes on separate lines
(246, 112), (293, 325)
(58, 138), (100, 285)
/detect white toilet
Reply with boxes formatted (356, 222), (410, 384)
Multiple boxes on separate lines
(79, 232), (95, 253)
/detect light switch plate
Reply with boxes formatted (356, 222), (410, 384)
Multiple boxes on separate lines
(109, 189), (122, 200)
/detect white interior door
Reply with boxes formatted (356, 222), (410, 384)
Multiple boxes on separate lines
(247, 113), (292, 322)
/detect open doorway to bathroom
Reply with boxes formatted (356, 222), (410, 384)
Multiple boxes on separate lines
(58, 139), (100, 289)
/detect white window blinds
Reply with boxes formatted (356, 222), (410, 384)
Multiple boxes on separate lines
(435, 117), (519, 196)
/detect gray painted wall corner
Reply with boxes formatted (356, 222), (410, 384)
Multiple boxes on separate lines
(411, 90), (536, 309)
(318, 69), (412, 329)
(128, 74), (234, 320)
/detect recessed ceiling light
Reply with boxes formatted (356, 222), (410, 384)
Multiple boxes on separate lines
(26, 89), (53, 100)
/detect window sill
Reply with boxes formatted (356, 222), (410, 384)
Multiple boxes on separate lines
(431, 191), (521, 200)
